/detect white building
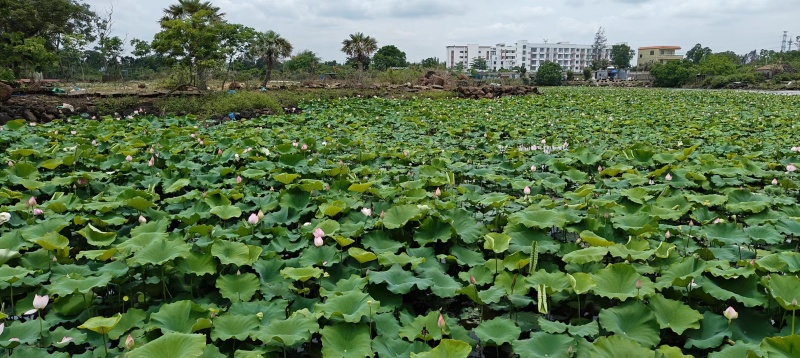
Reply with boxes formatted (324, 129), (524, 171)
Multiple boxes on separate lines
(447, 40), (612, 72)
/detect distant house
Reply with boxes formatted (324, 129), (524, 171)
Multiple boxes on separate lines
(638, 46), (682, 65)
(755, 64), (790, 79)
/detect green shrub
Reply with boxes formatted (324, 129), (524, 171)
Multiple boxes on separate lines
(535, 62), (563, 86)
(651, 61), (694, 87)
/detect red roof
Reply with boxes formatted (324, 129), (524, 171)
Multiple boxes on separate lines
(638, 46), (681, 50)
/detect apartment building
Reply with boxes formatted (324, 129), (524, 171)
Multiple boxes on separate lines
(637, 46), (682, 65)
(446, 40), (612, 72)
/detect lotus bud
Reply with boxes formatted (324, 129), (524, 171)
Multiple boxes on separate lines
(33, 208), (43, 216)
(257, 210), (264, 220)
(597, 165), (603, 172)
(91, 140), (97, 146)
(302, 144), (308, 150)
(723, 306), (738, 322)
(689, 220), (694, 227)
(437, 313), (445, 330)
(523, 186), (531, 195)
(380, 210), (385, 218)
(147, 156), (154, 167)
(361, 207), (372, 217)
(665, 173), (672, 181)
(235, 153), (240, 161)
(124, 334), (134, 350)
(314, 227), (325, 239)
(248, 213), (259, 225)
(59, 336), (73, 344)
(367, 300), (373, 306)
(218, 149), (223, 155)
(125, 155), (133, 162)
(138, 215), (147, 224)
(531, 165), (537, 172)
(27, 196), (37, 207)
(434, 187), (441, 197)
(236, 270), (241, 275)
(198, 140), (203, 145)
(714, 218), (721, 224)
(314, 236), (323, 247)
(788, 163), (797, 172)
(772, 178), (778, 185)
(33, 294), (49, 310)
(236, 175), (242, 184)
(150, 147), (154, 153)
(0, 322), (3, 336)
(649, 179), (654, 185)
(665, 230), (671, 239)
(541, 139), (546, 144)
(70, 130), (76, 135)
(8, 160), (13, 167)
(190, 133), (195, 138)
(292, 141), (298, 147)
(635, 279), (642, 290)
(793, 298), (798, 307)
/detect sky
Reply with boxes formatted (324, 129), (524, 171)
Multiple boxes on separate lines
(81, 0), (799, 64)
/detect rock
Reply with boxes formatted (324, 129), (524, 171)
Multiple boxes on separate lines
(0, 113), (12, 125)
(138, 83), (147, 89)
(432, 85), (444, 90)
(228, 82), (244, 90)
(23, 110), (37, 122)
(431, 76), (446, 87)
(0, 82), (11, 102)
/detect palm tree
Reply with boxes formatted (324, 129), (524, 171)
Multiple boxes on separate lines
(160, 0), (223, 22)
(341, 32), (378, 71)
(255, 31), (293, 88)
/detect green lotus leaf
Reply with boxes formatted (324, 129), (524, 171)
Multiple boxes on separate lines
(216, 273), (259, 303)
(149, 301), (211, 334)
(474, 317), (521, 346)
(419, 268), (462, 298)
(483, 233), (512, 254)
(33, 231), (69, 251)
(567, 272), (595, 294)
(512, 332), (573, 358)
(608, 242), (655, 261)
(411, 339), (472, 358)
(254, 309), (318, 347)
(526, 270), (570, 293)
(590, 333), (654, 358)
(210, 314), (260, 341)
(321, 323), (373, 358)
(708, 341), (762, 358)
(398, 311), (447, 341)
(507, 208), (567, 229)
(130, 239), (191, 266)
(383, 204), (422, 229)
(620, 187), (654, 204)
(756, 252), (800, 273)
(280, 266), (323, 282)
(592, 263), (654, 300)
(414, 217), (453, 245)
(363, 231), (404, 253)
(567, 321), (599, 338)
(700, 222), (750, 245)
(107, 308), (147, 340)
(647, 294), (703, 334)
(210, 205), (242, 219)
(725, 190), (771, 213)
(611, 212), (659, 235)
(0, 265), (32, 285)
(655, 345), (693, 358)
(348, 182), (373, 193)
(125, 196), (153, 211)
(657, 256), (706, 288)
(369, 264), (431, 294)
(579, 230), (614, 247)
(759, 335), (800, 357)
(598, 301), (660, 348)
(562, 246), (608, 264)
(348, 247), (378, 264)
(78, 314), (122, 334)
(315, 291), (377, 323)
(273, 172), (300, 185)
(240, 169), (266, 179)
(537, 317), (568, 334)
(212, 240), (260, 266)
(729, 309), (778, 344)
(685, 311), (730, 349)
(128, 333), (206, 358)
(768, 274), (800, 311)
(693, 275), (768, 308)
(743, 225), (782, 245)
(377, 252), (425, 269)
(319, 200), (346, 216)
(443, 208), (485, 244)
(177, 251), (217, 276)
(315, 219), (341, 237)
(165, 178), (191, 193)
(0, 249), (21, 265)
(77, 224), (117, 247)
(48, 273), (113, 296)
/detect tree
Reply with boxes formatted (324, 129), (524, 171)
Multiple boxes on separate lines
(535, 61), (563, 86)
(341, 32), (377, 71)
(686, 43), (712, 64)
(698, 54), (737, 76)
(610, 43), (633, 69)
(420, 57), (444, 69)
(583, 67), (592, 80)
(151, 0), (228, 90)
(283, 50), (321, 74)
(650, 60), (694, 87)
(470, 57), (488, 70)
(371, 45), (408, 71)
(219, 24), (256, 88)
(590, 27), (607, 70)
(253, 30), (292, 87)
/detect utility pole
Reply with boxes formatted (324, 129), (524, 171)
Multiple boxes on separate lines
(781, 31), (788, 52)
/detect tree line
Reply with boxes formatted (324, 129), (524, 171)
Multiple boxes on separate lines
(0, 0), (445, 88)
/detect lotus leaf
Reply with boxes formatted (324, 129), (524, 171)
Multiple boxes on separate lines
(128, 333), (206, 358)
(320, 323), (372, 357)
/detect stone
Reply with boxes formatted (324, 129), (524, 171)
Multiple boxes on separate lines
(0, 82), (12, 102)
(23, 109), (37, 122)
(432, 85), (444, 90)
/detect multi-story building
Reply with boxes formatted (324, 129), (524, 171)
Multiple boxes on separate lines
(637, 46), (682, 65)
(446, 40), (612, 72)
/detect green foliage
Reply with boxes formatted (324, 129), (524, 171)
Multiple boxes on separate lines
(535, 61), (563, 86)
(470, 57), (488, 71)
(341, 32), (378, 71)
(372, 45), (408, 71)
(651, 61), (694, 87)
(420, 57), (445, 69)
(686, 43), (713, 64)
(253, 30), (293, 86)
(283, 50), (321, 74)
(611, 43), (633, 69)
(698, 54), (737, 76)
(583, 67), (592, 81)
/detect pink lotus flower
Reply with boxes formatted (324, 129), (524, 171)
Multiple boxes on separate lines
(361, 208), (372, 217)
(191, 133), (196, 138)
(147, 156), (154, 167)
(665, 230), (671, 239)
(248, 213), (259, 225)
(27, 196), (37, 207)
(541, 139), (546, 144)
(91, 140), (97, 146)
(33, 208), (43, 216)
(788, 163), (797, 172)
(437, 313), (445, 330)
(236, 176), (242, 184)
(530, 165), (537, 172)
(218, 149), (223, 155)
(301, 144), (308, 150)
(292, 141), (298, 147)
(138, 215), (147, 224)
(125, 334), (134, 350)
(7, 160), (12, 167)
(665, 173), (673, 181)
(314, 236), (324, 247)
(772, 178), (778, 185)
(0, 322), (4, 335)
(523, 186), (531, 195)
(33, 294), (49, 309)
(380, 210), (385, 218)
(314, 227), (325, 239)
(434, 187), (441, 197)
(598, 165), (603, 172)
(470, 275), (477, 285)
(77, 178), (87, 186)
(714, 218), (721, 224)
(70, 130), (76, 135)
(125, 155), (133, 162)
(198, 140), (204, 145)
(723, 306), (738, 321)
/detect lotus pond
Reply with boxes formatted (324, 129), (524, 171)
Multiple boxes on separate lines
(1, 87), (800, 357)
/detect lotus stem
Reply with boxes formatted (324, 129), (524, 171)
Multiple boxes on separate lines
(793, 309), (796, 335)
(102, 333), (108, 357)
(38, 311), (43, 347)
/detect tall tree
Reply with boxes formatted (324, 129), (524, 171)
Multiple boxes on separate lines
(420, 57), (444, 69)
(686, 43), (712, 64)
(610, 43), (633, 69)
(152, 0), (228, 89)
(253, 30), (292, 87)
(535, 61), (563, 86)
(371, 45), (408, 71)
(470, 57), (488, 70)
(341, 32), (378, 71)
(590, 26), (607, 70)
(283, 50), (321, 74)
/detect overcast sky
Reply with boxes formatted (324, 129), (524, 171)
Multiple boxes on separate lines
(82, 0), (798, 63)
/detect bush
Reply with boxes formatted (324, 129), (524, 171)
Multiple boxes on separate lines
(583, 68), (592, 81)
(535, 62), (563, 86)
(651, 61), (694, 87)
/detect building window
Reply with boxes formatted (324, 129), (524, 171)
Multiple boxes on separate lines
(650, 50), (654, 55)
(660, 50), (665, 55)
